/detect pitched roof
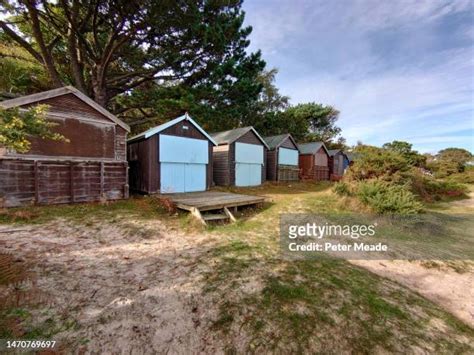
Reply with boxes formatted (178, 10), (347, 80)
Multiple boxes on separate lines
(127, 113), (217, 145)
(328, 149), (341, 156)
(0, 86), (130, 132)
(345, 152), (358, 162)
(263, 133), (298, 150)
(297, 142), (329, 155)
(210, 126), (269, 149)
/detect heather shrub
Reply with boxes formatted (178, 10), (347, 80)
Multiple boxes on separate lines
(356, 180), (423, 215)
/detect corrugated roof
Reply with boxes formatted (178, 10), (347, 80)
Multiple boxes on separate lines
(328, 149), (341, 156)
(127, 114), (217, 145)
(298, 142), (328, 155)
(210, 126), (269, 148)
(264, 134), (289, 149)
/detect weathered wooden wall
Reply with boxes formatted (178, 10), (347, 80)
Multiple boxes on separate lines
(0, 159), (128, 207)
(266, 150), (277, 181)
(212, 145), (230, 186)
(7, 93), (124, 160)
(277, 165), (300, 181)
(127, 135), (159, 194)
(0, 92), (129, 207)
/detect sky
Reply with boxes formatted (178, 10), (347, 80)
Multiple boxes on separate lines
(242, 0), (474, 153)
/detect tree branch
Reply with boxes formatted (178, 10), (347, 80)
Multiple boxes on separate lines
(0, 21), (43, 63)
(23, 0), (63, 87)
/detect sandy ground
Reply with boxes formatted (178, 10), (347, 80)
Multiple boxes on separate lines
(351, 192), (474, 327)
(0, 208), (473, 351)
(0, 219), (225, 353)
(351, 259), (474, 327)
(451, 192), (474, 208)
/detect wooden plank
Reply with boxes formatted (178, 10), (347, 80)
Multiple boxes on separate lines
(34, 160), (40, 204)
(190, 207), (206, 226)
(224, 207), (236, 223)
(203, 213), (229, 221)
(70, 161), (75, 202)
(100, 161), (105, 197)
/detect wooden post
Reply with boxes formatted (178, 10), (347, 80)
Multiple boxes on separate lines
(190, 207), (206, 226)
(70, 162), (74, 203)
(34, 161), (39, 204)
(224, 207), (237, 223)
(100, 161), (105, 198)
(124, 162), (129, 199)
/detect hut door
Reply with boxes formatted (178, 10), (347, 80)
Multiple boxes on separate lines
(159, 134), (208, 193)
(235, 142), (263, 186)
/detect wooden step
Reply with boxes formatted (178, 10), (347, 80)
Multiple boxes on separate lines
(203, 213), (229, 221)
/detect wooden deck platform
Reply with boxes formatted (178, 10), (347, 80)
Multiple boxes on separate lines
(164, 191), (266, 211)
(162, 191), (266, 225)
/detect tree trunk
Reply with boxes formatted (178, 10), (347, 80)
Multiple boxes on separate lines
(91, 74), (108, 107)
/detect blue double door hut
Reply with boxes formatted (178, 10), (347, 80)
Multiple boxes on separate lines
(127, 114), (217, 194)
(210, 127), (269, 187)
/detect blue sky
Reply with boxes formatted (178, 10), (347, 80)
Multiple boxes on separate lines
(243, 0), (474, 153)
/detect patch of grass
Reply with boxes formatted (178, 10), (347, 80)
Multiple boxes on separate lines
(0, 196), (167, 225)
(202, 180), (474, 352)
(205, 250), (473, 353)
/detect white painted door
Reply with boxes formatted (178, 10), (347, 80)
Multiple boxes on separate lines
(235, 142), (263, 186)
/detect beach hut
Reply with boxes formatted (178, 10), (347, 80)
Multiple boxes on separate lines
(0, 86), (130, 207)
(328, 149), (350, 178)
(297, 142), (330, 181)
(127, 114), (216, 194)
(211, 127), (269, 186)
(264, 134), (300, 181)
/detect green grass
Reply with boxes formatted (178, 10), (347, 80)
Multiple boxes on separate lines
(0, 196), (168, 225)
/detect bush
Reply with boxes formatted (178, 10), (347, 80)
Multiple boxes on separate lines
(408, 170), (468, 201)
(347, 145), (409, 181)
(333, 181), (352, 196)
(356, 180), (423, 215)
(446, 167), (474, 184)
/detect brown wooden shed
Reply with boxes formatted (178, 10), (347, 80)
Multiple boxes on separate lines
(127, 114), (216, 194)
(297, 142), (330, 181)
(210, 127), (269, 187)
(264, 134), (300, 182)
(0, 86), (130, 207)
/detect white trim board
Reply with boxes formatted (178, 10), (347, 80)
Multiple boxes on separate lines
(128, 113), (217, 146)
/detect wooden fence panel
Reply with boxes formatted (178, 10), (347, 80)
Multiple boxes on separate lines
(0, 159), (128, 207)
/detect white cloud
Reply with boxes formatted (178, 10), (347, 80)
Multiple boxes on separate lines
(243, 0), (474, 152)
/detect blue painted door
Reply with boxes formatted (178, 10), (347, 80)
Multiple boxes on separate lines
(160, 163), (206, 193)
(161, 162), (185, 193)
(159, 134), (208, 193)
(184, 164), (206, 192)
(235, 142), (263, 186)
